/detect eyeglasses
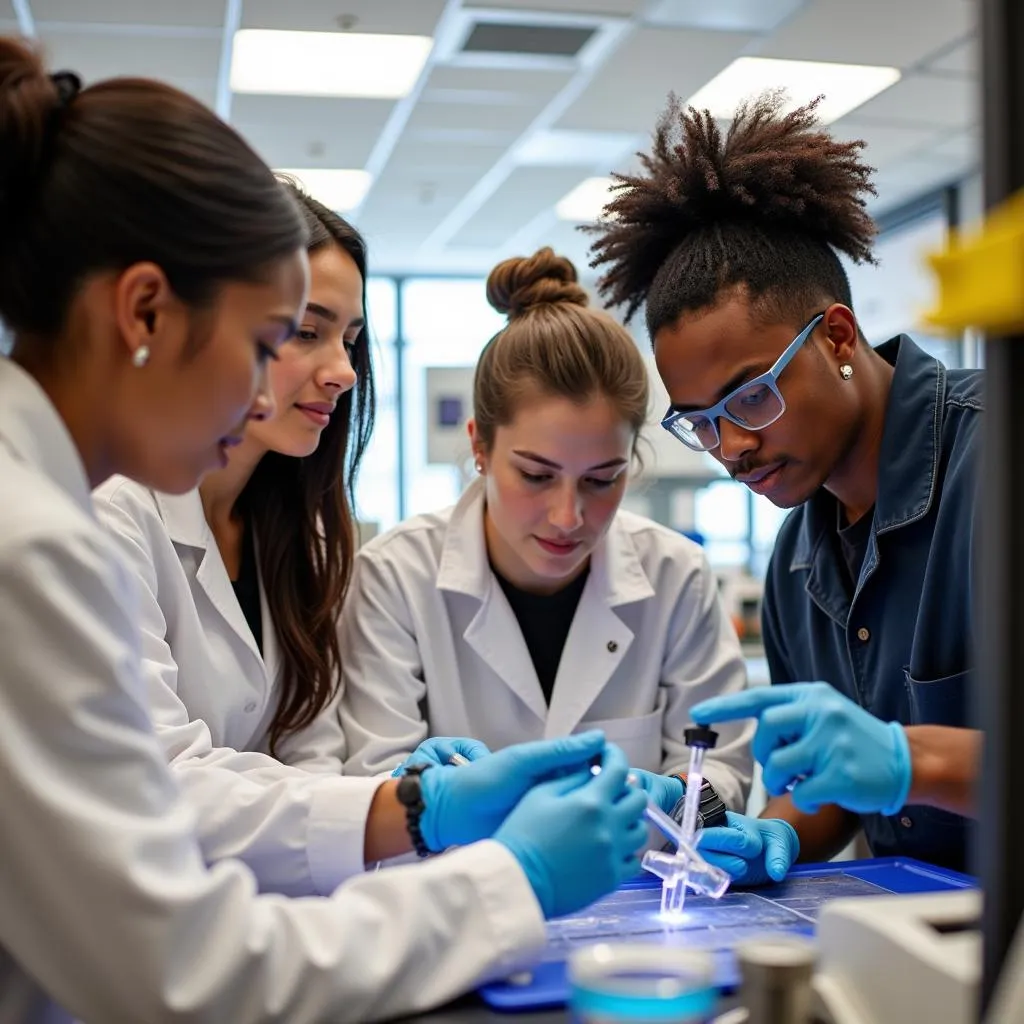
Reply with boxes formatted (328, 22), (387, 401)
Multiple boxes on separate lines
(660, 312), (825, 453)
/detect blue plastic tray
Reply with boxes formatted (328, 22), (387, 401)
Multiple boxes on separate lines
(479, 857), (975, 1012)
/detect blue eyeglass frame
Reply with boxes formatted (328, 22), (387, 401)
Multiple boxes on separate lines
(660, 312), (826, 452)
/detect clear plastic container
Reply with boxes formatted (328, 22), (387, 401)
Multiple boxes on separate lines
(569, 942), (717, 1023)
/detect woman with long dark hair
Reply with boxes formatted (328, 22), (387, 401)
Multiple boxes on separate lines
(94, 184), (477, 893)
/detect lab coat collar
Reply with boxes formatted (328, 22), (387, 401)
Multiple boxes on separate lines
(153, 488), (211, 551)
(154, 487), (266, 668)
(0, 357), (92, 515)
(437, 477), (656, 608)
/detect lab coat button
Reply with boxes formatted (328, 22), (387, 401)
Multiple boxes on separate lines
(244, 701), (257, 713)
(606, 641), (618, 652)
(856, 627), (870, 642)
(900, 815), (913, 828)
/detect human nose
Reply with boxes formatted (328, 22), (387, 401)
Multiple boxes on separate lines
(717, 417), (760, 462)
(248, 361), (276, 421)
(549, 483), (583, 533)
(318, 338), (358, 395)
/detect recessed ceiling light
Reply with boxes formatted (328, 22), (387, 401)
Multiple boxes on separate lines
(555, 176), (616, 222)
(276, 169), (372, 212)
(231, 30), (433, 99)
(686, 56), (901, 124)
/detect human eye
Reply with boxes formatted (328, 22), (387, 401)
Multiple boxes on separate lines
(586, 477), (617, 490)
(256, 342), (280, 363)
(296, 328), (318, 343)
(737, 384), (771, 406)
(519, 470), (551, 485)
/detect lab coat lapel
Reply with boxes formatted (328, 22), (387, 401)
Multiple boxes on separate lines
(154, 490), (266, 671)
(438, 480), (548, 723)
(544, 517), (655, 738)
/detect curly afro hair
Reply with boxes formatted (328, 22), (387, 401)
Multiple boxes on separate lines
(586, 91), (878, 337)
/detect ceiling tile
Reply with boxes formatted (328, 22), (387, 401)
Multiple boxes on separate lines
(646, 0), (808, 34)
(239, 0), (448, 34)
(556, 26), (755, 132)
(848, 73), (977, 129)
(32, 0), (224, 26)
(230, 95), (395, 168)
(468, 0), (645, 14)
(757, 0), (974, 68)
(829, 120), (946, 167)
(925, 38), (975, 75)
(448, 166), (595, 248)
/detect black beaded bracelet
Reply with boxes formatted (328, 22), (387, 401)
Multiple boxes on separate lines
(395, 763), (434, 858)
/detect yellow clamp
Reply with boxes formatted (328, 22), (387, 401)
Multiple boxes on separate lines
(923, 188), (1024, 334)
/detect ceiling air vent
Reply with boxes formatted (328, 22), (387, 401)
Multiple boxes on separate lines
(460, 22), (596, 58)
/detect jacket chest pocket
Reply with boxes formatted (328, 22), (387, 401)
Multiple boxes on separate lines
(903, 667), (968, 728)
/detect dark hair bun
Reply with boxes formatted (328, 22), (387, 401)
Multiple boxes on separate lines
(486, 247), (589, 319)
(0, 38), (66, 212)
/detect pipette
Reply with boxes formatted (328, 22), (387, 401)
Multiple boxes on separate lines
(660, 726), (720, 917)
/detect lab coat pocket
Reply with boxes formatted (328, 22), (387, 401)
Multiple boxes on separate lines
(902, 667), (969, 729)
(579, 703), (664, 772)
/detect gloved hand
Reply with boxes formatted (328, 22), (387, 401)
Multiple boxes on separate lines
(691, 683), (912, 816)
(696, 812), (799, 886)
(495, 742), (648, 918)
(628, 768), (684, 815)
(419, 730), (607, 851)
(392, 737), (491, 775)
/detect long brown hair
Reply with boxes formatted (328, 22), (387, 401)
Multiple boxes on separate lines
(241, 182), (375, 756)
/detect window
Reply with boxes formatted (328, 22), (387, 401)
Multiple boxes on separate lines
(352, 277), (400, 533)
(400, 278), (505, 517)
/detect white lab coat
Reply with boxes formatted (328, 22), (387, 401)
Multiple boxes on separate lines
(0, 356), (545, 1024)
(339, 479), (754, 811)
(92, 477), (374, 895)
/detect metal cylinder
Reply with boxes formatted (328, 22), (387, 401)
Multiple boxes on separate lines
(735, 936), (816, 1024)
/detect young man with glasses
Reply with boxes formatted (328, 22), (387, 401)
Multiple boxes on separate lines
(589, 92), (981, 879)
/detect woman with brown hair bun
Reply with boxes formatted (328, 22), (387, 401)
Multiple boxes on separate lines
(340, 246), (754, 823)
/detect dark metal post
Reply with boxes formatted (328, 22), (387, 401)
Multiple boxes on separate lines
(977, 0), (1024, 1012)
(395, 278), (407, 521)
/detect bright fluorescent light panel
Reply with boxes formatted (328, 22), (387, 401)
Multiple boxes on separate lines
(231, 30), (433, 98)
(687, 56), (901, 124)
(276, 169), (372, 212)
(556, 176), (616, 223)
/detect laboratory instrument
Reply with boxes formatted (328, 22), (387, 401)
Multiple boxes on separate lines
(812, 889), (979, 1024)
(448, 752), (471, 766)
(735, 935), (815, 1024)
(568, 942), (716, 1023)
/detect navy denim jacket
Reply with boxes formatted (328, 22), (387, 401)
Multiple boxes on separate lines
(762, 336), (981, 872)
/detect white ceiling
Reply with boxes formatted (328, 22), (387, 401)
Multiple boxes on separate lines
(7, 0), (979, 277)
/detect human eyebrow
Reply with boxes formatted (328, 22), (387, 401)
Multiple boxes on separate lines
(512, 451), (628, 472)
(670, 362), (770, 414)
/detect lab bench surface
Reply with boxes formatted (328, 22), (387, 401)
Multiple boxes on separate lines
(397, 857), (974, 1022)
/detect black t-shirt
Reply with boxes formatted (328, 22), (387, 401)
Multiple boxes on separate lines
(230, 522), (263, 655)
(493, 564), (590, 705)
(837, 503), (876, 598)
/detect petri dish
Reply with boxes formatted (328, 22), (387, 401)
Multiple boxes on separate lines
(569, 942), (717, 1023)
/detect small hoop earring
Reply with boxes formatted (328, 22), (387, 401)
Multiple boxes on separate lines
(839, 363), (854, 380)
(132, 345), (151, 368)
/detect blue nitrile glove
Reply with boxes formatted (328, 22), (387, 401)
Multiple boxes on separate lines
(696, 812), (799, 886)
(628, 768), (685, 815)
(494, 742), (649, 918)
(392, 737), (491, 775)
(419, 730), (607, 851)
(691, 682), (912, 816)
